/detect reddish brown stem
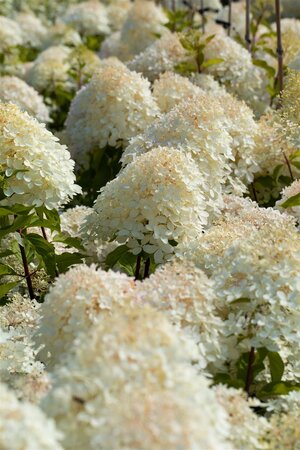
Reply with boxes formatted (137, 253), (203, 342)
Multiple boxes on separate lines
(245, 0), (251, 51)
(18, 232), (35, 300)
(134, 254), (142, 281)
(143, 257), (151, 279)
(245, 347), (255, 396)
(275, 0), (284, 97)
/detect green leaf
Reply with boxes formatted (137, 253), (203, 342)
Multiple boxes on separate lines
(0, 281), (20, 298)
(268, 351), (284, 383)
(253, 59), (276, 77)
(230, 297), (251, 305)
(201, 58), (224, 68)
(56, 252), (84, 273)
(0, 249), (15, 258)
(280, 192), (300, 209)
(117, 251), (137, 276)
(290, 150), (300, 160)
(105, 245), (129, 269)
(290, 160), (300, 170)
(25, 233), (56, 277)
(259, 381), (300, 397)
(0, 263), (18, 276)
(52, 232), (85, 251)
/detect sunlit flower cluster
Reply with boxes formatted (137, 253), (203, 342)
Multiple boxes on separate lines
(65, 59), (159, 167)
(100, 0), (168, 61)
(61, 1), (110, 37)
(0, 383), (63, 450)
(84, 147), (215, 263)
(34, 265), (135, 368)
(127, 32), (186, 82)
(0, 76), (50, 122)
(41, 305), (231, 450)
(0, 103), (81, 208)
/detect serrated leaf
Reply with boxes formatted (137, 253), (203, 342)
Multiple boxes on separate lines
(105, 244), (129, 269)
(56, 252), (84, 273)
(25, 233), (56, 277)
(280, 192), (300, 209)
(268, 351), (284, 383)
(52, 232), (85, 251)
(0, 281), (20, 298)
(0, 263), (19, 276)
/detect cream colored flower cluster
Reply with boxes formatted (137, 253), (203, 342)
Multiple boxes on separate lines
(41, 305), (231, 450)
(25, 45), (72, 92)
(203, 34), (269, 116)
(65, 59), (159, 167)
(0, 293), (49, 403)
(122, 93), (233, 214)
(34, 265), (135, 368)
(0, 383), (63, 450)
(61, 1), (110, 37)
(127, 32), (186, 82)
(0, 103), (81, 208)
(135, 260), (228, 371)
(0, 76), (50, 122)
(100, 0), (168, 61)
(84, 147), (212, 263)
(215, 386), (270, 450)
(15, 12), (47, 48)
(0, 15), (24, 52)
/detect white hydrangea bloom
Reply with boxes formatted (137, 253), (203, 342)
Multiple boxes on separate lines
(0, 16), (24, 52)
(263, 408), (300, 449)
(203, 34), (269, 116)
(61, 0), (110, 37)
(83, 147), (214, 263)
(217, 92), (260, 194)
(214, 385), (270, 450)
(277, 180), (300, 221)
(15, 12), (47, 48)
(65, 59), (160, 167)
(0, 76), (50, 123)
(0, 103), (81, 209)
(25, 45), (72, 92)
(208, 225), (300, 354)
(34, 264), (135, 368)
(42, 305), (231, 450)
(59, 206), (118, 264)
(190, 72), (227, 95)
(135, 260), (229, 371)
(0, 383), (63, 450)
(216, 2), (248, 37)
(179, 194), (297, 276)
(127, 32), (186, 82)
(41, 23), (82, 49)
(151, 74), (259, 193)
(153, 71), (204, 113)
(106, 0), (131, 31)
(99, 0), (168, 61)
(122, 94), (233, 217)
(0, 294), (49, 403)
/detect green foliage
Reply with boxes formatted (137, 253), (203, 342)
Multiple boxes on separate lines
(105, 245), (157, 278)
(83, 34), (105, 52)
(73, 145), (123, 207)
(250, 164), (291, 207)
(175, 30), (222, 75)
(164, 9), (193, 32)
(280, 192), (300, 208)
(0, 203), (85, 301)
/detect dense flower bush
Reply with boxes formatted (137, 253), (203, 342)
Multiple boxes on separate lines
(1, 1), (300, 449)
